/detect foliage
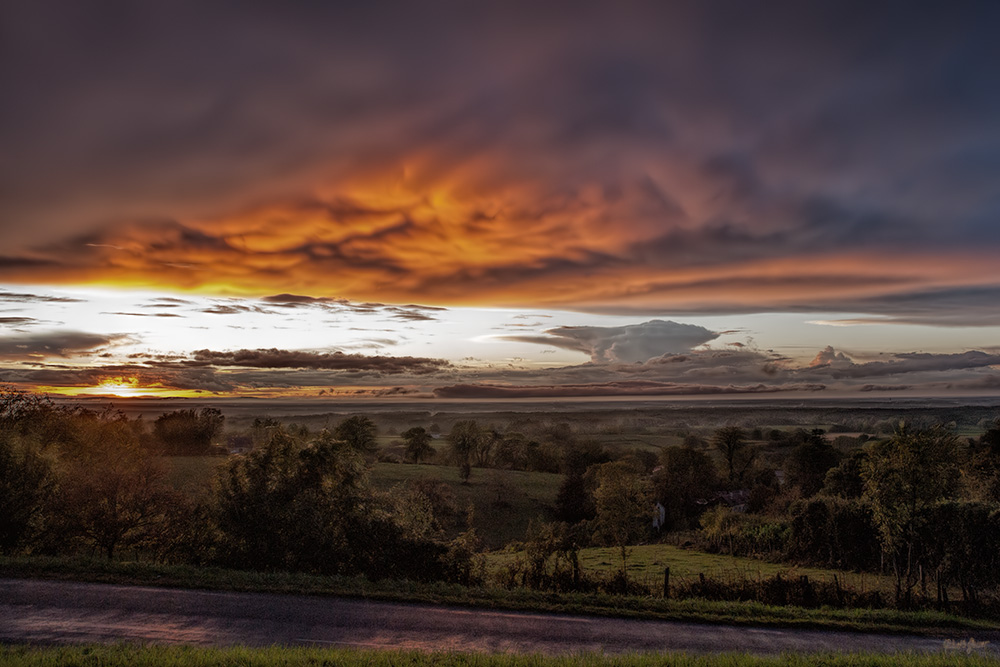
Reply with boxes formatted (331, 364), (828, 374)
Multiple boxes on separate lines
(964, 420), (1000, 503)
(401, 426), (434, 463)
(786, 498), (880, 571)
(211, 426), (449, 580)
(713, 426), (754, 484)
(492, 431), (530, 469)
(405, 478), (460, 531)
(653, 446), (720, 530)
(862, 424), (961, 603)
(592, 461), (651, 583)
(700, 505), (788, 558)
(783, 430), (841, 497)
(554, 471), (596, 523)
(332, 415), (378, 455)
(49, 412), (180, 559)
(153, 408), (224, 455)
(0, 432), (54, 554)
(822, 448), (868, 499)
(498, 521), (585, 592)
(924, 502), (1000, 605)
(447, 420), (483, 483)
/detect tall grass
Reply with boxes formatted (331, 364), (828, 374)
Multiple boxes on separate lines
(0, 645), (997, 667)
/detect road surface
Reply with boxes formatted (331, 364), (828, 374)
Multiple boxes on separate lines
(0, 578), (995, 656)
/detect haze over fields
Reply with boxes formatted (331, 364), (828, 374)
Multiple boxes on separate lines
(3, 2), (1000, 401)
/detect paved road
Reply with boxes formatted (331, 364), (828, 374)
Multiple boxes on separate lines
(0, 579), (995, 656)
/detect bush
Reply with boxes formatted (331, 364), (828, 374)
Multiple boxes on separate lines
(700, 505), (787, 558)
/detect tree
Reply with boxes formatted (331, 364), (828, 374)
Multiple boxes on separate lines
(713, 426), (753, 484)
(592, 461), (651, 587)
(448, 420), (483, 483)
(862, 424), (960, 604)
(784, 430), (841, 497)
(333, 415), (378, 455)
(402, 426), (435, 464)
(53, 412), (179, 559)
(154, 408), (224, 455)
(493, 431), (529, 470)
(213, 426), (447, 580)
(822, 449), (868, 499)
(0, 432), (54, 554)
(652, 446), (719, 530)
(964, 420), (1000, 503)
(554, 471), (596, 524)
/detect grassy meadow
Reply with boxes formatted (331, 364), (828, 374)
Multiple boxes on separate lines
(488, 544), (897, 596)
(1, 644), (998, 667)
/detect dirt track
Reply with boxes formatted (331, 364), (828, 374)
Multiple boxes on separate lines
(0, 578), (995, 656)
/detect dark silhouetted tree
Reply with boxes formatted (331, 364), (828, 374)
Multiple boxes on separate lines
(0, 433), (54, 554)
(822, 449), (868, 499)
(54, 413), (179, 559)
(784, 430), (841, 497)
(448, 420), (483, 483)
(402, 426), (434, 463)
(154, 408), (224, 455)
(333, 415), (378, 455)
(713, 426), (753, 484)
(653, 446), (719, 530)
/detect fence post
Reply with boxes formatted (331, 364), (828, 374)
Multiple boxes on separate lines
(663, 567), (670, 598)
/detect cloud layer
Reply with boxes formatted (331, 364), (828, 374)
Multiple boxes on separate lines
(1, 3), (1000, 321)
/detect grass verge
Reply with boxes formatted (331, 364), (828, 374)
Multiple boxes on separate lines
(0, 645), (998, 667)
(2, 556), (996, 637)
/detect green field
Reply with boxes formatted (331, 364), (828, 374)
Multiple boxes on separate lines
(491, 544), (895, 595)
(1, 644), (997, 667)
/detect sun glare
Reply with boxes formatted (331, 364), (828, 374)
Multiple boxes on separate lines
(95, 377), (142, 397)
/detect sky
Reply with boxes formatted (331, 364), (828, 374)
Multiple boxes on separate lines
(2, 1), (1000, 400)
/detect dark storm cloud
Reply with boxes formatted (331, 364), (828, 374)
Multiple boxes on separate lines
(185, 348), (449, 374)
(0, 331), (128, 359)
(2, 2), (1000, 318)
(808, 287), (1000, 327)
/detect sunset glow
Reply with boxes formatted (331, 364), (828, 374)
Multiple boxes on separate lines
(2, 3), (1000, 401)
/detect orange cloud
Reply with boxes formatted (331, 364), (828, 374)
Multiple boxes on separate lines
(3, 164), (1000, 320)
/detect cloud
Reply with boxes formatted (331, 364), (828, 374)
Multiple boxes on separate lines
(434, 380), (825, 399)
(1, 4), (999, 320)
(184, 348), (449, 374)
(0, 331), (128, 359)
(0, 290), (83, 304)
(102, 311), (183, 318)
(260, 294), (444, 321)
(803, 348), (1000, 380)
(506, 320), (719, 363)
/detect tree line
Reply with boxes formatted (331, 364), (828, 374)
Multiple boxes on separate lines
(0, 388), (477, 583)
